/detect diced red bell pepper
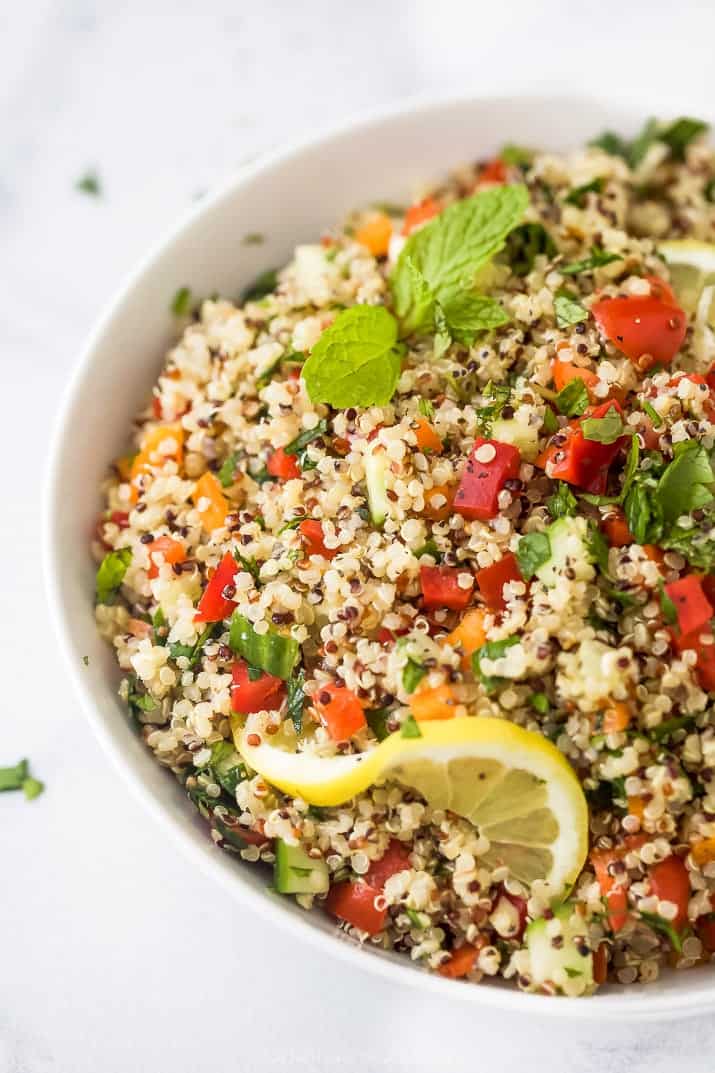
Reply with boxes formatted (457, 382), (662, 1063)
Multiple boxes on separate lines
(648, 854), (690, 931)
(537, 401), (625, 495)
(591, 834), (646, 932)
(665, 575), (714, 637)
(419, 565), (474, 610)
(402, 196), (441, 236)
(365, 839), (412, 890)
(194, 551), (238, 623)
(591, 276), (687, 372)
(671, 624), (715, 692)
(324, 880), (386, 935)
(475, 552), (522, 611)
(230, 659), (286, 714)
(314, 683), (366, 740)
(602, 511), (634, 548)
(476, 158), (507, 185)
(702, 575), (715, 607)
(147, 535), (186, 580)
(267, 447), (301, 481)
(111, 511), (130, 528)
(454, 438), (521, 521)
(299, 519), (336, 559)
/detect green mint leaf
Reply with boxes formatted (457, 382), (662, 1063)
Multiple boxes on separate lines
(401, 714), (422, 739)
(284, 418), (329, 457)
(287, 669), (306, 733)
(564, 177), (605, 206)
(440, 292), (509, 345)
(560, 246), (622, 276)
(0, 759), (28, 792)
(581, 409), (625, 444)
(642, 400), (663, 429)
(242, 268), (278, 302)
(402, 658), (427, 695)
(76, 170), (101, 196)
(555, 378), (589, 418)
(504, 222), (556, 277)
(547, 483), (577, 519)
(515, 531), (551, 579)
(660, 117), (709, 161)
(96, 548), (132, 604)
(554, 288), (589, 329)
(472, 636), (520, 694)
(529, 692), (550, 714)
(391, 185), (529, 329)
(301, 305), (402, 408)
(657, 440), (715, 523)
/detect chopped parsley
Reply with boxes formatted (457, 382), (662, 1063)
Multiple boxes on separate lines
(0, 759), (44, 800)
(472, 636), (520, 693)
(170, 286), (192, 316)
(401, 714), (422, 739)
(504, 222), (556, 276)
(515, 531), (551, 579)
(76, 170), (101, 196)
(563, 177), (605, 206)
(402, 658), (427, 695)
(96, 548), (132, 604)
(287, 669), (306, 733)
(242, 268), (279, 302)
(555, 378), (589, 418)
(554, 289), (589, 330)
(547, 482), (577, 519)
(581, 408), (625, 444)
(560, 246), (622, 276)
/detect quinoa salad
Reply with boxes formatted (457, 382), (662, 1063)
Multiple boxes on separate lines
(94, 116), (715, 996)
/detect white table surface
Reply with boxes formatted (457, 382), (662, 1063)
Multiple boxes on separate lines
(4, 3), (715, 1070)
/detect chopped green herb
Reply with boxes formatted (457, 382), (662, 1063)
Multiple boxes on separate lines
(414, 539), (441, 561)
(233, 549), (261, 583)
(366, 708), (391, 741)
(402, 658), (427, 695)
(581, 409), (625, 444)
(242, 232), (265, 245)
(170, 287), (192, 316)
(218, 451), (242, 488)
(554, 288), (589, 330)
(504, 222), (556, 277)
(542, 407), (559, 435)
(555, 378), (589, 418)
(705, 179), (715, 204)
(96, 547), (132, 604)
(168, 622), (218, 669)
(22, 776), (44, 801)
(401, 714), (422, 739)
(128, 689), (158, 713)
(76, 170), (101, 196)
(277, 515), (309, 535)
(242, 268), (278, 302)
(302, 305), (403, 409)
(406, 908), (426, 928)
(0, 759), (28, 792)
(586, 523), (610, 575)
(515, 531), (551, 579)
(82, 655), (89, 666)
(530, 692), (550, 715)
(660, 117), (709, 161)
(287, 669), (306, 733)
(642, 400), (663, 428)
(640, 911), (683, 953)
(418, 398), (435, 418)
(657, 440), (715, 523)
(650, 713), (697, 743)
(499, 144), (533, 168)
(476, 382), (511, 434)
(560, 246), (622, 276)
(284, 419), (329, 459)
(659, 581), (678, 626)
(564, 177), (605, 206)
(472, 636), (520, 693)
(547, 483), (577, 519)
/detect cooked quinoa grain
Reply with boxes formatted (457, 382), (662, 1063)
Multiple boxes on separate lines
(95, 117), (715, 995)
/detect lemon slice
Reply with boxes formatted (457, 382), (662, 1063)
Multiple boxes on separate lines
(233, 717), (588, 893)
(660, 239), (715, 315)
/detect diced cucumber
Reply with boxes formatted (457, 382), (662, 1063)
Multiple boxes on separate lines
(491, 411), (540, 461)
(274, 838), (329, 895)
(534, 516), (595, 588)
(526, 903), (594, 994)
(229, 612), (300, 680)
(365, 444), (391, 527)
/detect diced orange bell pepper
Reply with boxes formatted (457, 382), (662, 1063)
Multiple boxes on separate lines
(422, 483), (454, 521)
(147, 535), (186, 579)
(445, 609), (487, 670)
(410, 683), (459, 721)
(402, 196), (441, 236)
(354, 212), (392, 257)
(552, 359), (598, 396)
(692, 838), (715, 867)
(602, 700), (631, 734)
(115, 455), (134, 482)
(130, 423), (184, 501)
(438, 941), (483, 979)
(414, 417), (443, 454)
(602, 511), (634, 548)
(627, 796), (646, 822)
(315, 684), (366, 741)
(192, 471), (229, 532)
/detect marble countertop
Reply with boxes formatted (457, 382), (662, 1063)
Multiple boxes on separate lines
(4, 3), (715, 1071)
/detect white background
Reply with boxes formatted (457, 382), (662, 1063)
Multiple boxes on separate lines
(3, 3), (715, 1071)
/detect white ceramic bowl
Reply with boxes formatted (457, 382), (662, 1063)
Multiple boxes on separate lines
(45, 92), (715, 1019)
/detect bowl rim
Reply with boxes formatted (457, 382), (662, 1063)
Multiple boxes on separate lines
(44, 87), (715, 1020)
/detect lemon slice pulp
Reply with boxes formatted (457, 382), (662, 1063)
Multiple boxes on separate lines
(233, 716), (588, 894)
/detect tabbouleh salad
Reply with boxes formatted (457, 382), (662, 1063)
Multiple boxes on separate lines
(94, 116), (715, 996)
